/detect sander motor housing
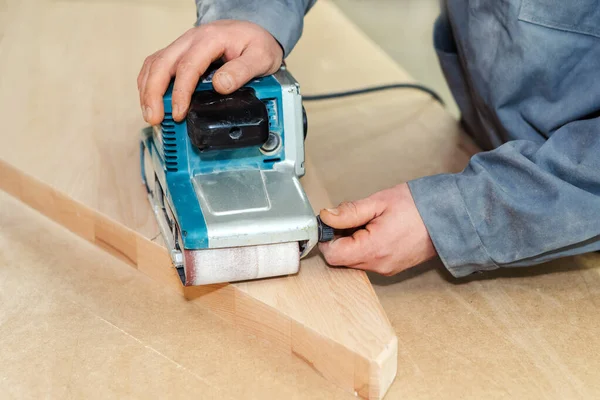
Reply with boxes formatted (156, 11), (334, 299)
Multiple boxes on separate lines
(140, 65), (319, 286)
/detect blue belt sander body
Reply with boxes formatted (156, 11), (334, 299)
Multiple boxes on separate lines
(140, 64), (333, 286)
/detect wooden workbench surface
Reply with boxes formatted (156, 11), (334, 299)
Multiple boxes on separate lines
(1, 0), (599, 398)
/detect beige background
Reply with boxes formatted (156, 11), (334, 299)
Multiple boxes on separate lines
(1, 0), (600, 399)
(333, 0), (458, 117)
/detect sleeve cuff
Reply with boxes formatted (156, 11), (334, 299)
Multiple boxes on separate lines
(407, 174), (499, 278)
(195, 3), (303, 57)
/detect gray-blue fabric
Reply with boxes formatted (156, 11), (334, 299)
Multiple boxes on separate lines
(195, 1), (600, 278)
(195, 0), (317, 56)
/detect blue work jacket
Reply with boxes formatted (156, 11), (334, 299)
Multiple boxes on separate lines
(196, 0), (600, 277)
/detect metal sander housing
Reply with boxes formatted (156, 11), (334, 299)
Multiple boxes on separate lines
(140, 65), (319, 286)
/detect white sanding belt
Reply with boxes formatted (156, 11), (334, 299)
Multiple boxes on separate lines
(184, 242), (300, 285)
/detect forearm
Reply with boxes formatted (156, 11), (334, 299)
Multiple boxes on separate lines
(195, 0), (317, 56)
(409, 116), (600, 278)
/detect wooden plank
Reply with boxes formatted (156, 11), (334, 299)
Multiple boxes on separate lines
(3, 1), (600, 399)
(0, 153), (397, 398)
(0, 1), (399, 397)
(0, 191), (353, 400)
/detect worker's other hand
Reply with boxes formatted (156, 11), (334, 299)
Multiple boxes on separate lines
(137, 20), (284, 125)
(318, 183), (437, 276)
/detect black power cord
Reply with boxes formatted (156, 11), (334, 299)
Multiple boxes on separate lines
(303, 83), (445, 106)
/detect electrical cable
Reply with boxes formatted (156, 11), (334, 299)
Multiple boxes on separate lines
(303, 83), (445, 106)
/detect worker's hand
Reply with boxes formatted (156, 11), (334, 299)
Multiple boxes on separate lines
(137, 20), (284, 125)
(318, 183), (437, 276)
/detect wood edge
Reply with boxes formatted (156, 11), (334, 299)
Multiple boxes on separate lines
(137, 236), (185, 296)
(0, 158), (398, 397)
(234, 288), (292, 352)
(0, 158), (24, 200)
(184, 283), (236, 323)
(0, 158), (184, 296)
(369, 335), (398, 400)
(234, 287), (396, 399)
(360, 270), (397, 333)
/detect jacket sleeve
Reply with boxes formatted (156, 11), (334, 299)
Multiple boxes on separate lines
(408, 115), (600, 278)
(195, 0), (317, 56)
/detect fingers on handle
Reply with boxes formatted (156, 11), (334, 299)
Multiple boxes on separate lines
(138, 51), (159, 110)
(320, 229), (374, 266)
(171, 40), (225, 121)
(141, 35), (279, 124)
(320, 197), (384, 230)
(141, 40), (191, 125)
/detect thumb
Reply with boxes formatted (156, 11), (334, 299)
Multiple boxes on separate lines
(320, 197), (384, 230)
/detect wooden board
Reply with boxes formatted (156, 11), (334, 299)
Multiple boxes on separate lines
(0, 190), (355, 400)
(0, 156), (397, 398)
(0, 0), (398, 398)
(3, 0), (600, 399)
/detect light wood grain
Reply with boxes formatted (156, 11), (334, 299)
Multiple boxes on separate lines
(291, 4), (600, 400)
(1, 153), (398, 397)
(3, 0), (599, 399)
(0, 191), (353, 400)
(0, 0), (398, 397)
(0, 146), (397, 399)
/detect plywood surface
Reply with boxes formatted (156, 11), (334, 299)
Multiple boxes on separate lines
(290, 4), (600, 400)
(2, 0), (600, 399)
(0, 191), (350, 400)
(0, 0), (397, 398)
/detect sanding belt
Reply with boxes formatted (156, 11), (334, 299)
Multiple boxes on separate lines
(184, 242), (300, 285)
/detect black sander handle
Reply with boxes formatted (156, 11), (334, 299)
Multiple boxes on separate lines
(316, 216), (369, 243)
(317, 216), (335, 242)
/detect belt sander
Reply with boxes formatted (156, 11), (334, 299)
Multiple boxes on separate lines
(140, 64), (333, 286)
